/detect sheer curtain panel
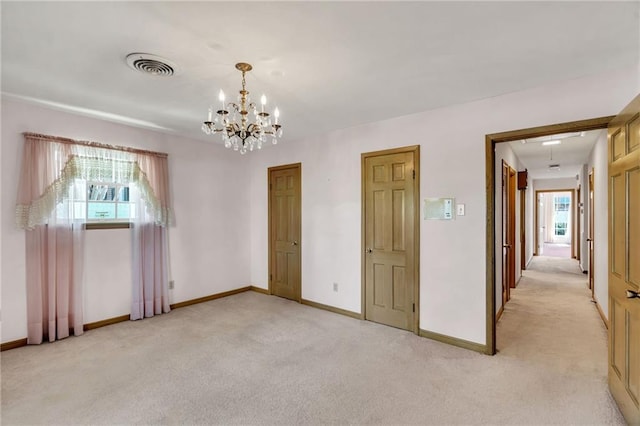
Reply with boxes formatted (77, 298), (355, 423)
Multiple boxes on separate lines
(17, 135), (85, 344)
(130, 152), (172, 320)
(16, 133), (173, 343)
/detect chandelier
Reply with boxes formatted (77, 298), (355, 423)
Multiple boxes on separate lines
(202, 62), (282, 154)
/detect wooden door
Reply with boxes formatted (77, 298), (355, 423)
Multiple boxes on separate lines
(520, 189), (526, 270)
(269, 163), (301, 302)
(588, 169), (595, 297)
(576, 186), (581, 262)
(363, 147), (418, 331)
(508, 168), (517, 288)
(608, 94), (640, 424)
(501, 163), (516, 299)
(501, 162), (510, 305)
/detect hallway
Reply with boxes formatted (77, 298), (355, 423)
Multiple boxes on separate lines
(497, 255), (622, 421)
(541, 242), (572, 258)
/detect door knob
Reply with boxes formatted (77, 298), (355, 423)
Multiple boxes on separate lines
(503, 244), (511, 248)
(292, 241), (298, 246)
(366, 248), (372, 253)
(627, 289), (640, 299)
(587, 238), (593, 242)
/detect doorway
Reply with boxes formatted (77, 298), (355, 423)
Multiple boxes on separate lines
(361, 145), (420, 332)
(268, 163), (302, 302)
(485, 115), (613, 355)
(534, 189), (574, 259)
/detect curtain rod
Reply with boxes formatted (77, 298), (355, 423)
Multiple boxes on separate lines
(22, 132), (169, 158)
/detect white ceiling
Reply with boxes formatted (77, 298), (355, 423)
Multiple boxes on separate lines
(1, 2), (638, 144)
(508, 129), (604, 180)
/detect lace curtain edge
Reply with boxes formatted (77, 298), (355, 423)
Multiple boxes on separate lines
(16, 154), (172, 230)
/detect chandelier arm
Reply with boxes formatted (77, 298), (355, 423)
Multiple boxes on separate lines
(202, 62), (282, 154)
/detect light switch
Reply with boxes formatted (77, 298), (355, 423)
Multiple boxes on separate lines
(456, 204), (465, 216)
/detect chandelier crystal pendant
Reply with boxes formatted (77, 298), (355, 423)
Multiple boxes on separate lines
(201, 62), (282, 154)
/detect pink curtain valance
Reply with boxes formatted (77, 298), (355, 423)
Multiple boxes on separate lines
(16, 133), (172, 229)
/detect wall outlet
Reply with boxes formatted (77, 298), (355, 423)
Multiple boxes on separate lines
(169, 280), (175, 290)
(333, 282), (339, 292)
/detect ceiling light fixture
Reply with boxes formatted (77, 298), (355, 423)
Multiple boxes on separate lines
(522, 131), (585, 144)
(201, 62), (282, 154)
(542, 140), (561, 146)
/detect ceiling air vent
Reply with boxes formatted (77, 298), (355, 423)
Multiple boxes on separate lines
(548, 164), (560, 171)
(125, 53), (176, 77)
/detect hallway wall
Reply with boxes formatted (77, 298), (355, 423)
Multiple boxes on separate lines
(524, 183), (535, 266)
(579, 164), (590, 272)
(588, 130), (609, 317)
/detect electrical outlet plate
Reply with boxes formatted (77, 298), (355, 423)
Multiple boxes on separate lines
(333, 282), (338, 292)
(169, 280), (175, 289)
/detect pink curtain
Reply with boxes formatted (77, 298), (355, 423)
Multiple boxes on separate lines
(16, 135), (75, 230)
(131, 223), (170, 320)
(26, 224), (84, 344)
(16, 133), (173, 335)
(130, 152), (172, 320)
(17, 135), (84, 344)
(135, 152), (172, 226)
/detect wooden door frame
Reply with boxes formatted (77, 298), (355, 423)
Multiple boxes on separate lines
(588, 167), (595, 299)
(533, 188), (575, 258)
(485, 115), (614, 355)
(576, 185), (581, 262)
(500, 161), (516, 303)
(361, 145), (420, 334)
(268, 162), (302, 302)
(508, 167), (517, 289)
(520, 189), (526, 270)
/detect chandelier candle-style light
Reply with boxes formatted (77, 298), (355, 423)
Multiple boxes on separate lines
(202, 62), (282, 154)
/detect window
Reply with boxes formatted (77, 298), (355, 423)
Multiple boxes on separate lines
(553, 195), (570, 236)
(56, 180), (136, 223)
(86, 182), (133, 221)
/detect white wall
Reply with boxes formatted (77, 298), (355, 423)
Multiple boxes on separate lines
(249, 67), (638, 345)
(579, 164), (590, 272)
(524, 183), (535, 266)
(588, 130), (609, 317)
(533, 177), (576, 191)
(1, 100), (252, 342)
(2, 67), (636, 346)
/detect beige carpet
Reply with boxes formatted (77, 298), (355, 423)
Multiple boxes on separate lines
(1, 259), (624, 425)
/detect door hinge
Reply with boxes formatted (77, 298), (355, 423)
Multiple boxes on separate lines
(270, 274), (273, 281)
(412, 303), (415, 313)
(269, 183), (272, 190)
(412, 170), (416, 180)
